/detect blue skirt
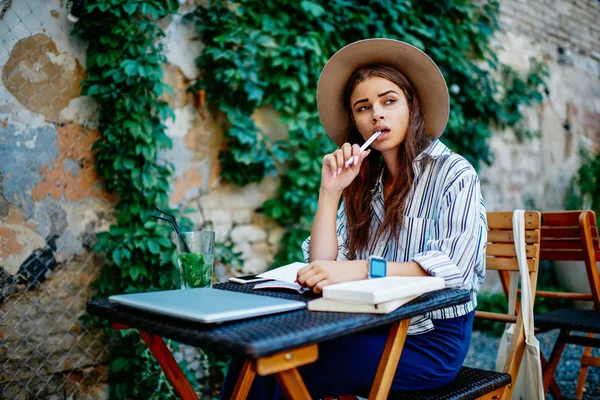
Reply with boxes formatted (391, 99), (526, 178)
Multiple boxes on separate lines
(220, 311), (474, 399)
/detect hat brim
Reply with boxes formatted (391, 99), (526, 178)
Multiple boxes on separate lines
(316, 39), (450, 145)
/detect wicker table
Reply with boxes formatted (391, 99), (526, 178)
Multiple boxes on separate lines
(87, 282), (470, 400)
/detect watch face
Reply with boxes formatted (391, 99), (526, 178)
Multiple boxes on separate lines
(370, 258), (386, 278)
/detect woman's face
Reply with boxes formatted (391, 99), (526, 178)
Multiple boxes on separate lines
(349, 76), (410, 153)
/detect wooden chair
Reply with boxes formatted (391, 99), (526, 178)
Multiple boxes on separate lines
(522, 210), (600, 399)
(354, 211), (542, 400)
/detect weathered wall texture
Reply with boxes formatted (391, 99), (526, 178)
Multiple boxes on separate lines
(0, 1), (111, 398)
(0, 0), (599, 397)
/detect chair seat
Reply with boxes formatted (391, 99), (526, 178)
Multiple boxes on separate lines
(357, 366), (511, 400)
(535, 308), (600, 333)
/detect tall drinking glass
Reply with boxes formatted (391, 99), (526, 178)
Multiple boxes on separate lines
(173, 231), (215, 289)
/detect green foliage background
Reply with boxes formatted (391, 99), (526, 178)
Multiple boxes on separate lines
(188, 0), (549, 267)
(72, 1), (199, 398)
(73, 0), (549, 398)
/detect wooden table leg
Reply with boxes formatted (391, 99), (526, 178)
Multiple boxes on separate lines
(251, 345), (318, 400)
(277, 368), (312, 400)
(368, 319), (410, 400)
(110, 323), (200, 399)
(232, 360), (257, 400)
(138, 330), (200, 400)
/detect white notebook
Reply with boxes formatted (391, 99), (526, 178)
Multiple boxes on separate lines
(308, 294), (419, 314)
(322, 276), (445, 305)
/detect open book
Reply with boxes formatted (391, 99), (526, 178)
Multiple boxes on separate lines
(253, 262), (309, 294)
(308, 294), (419, 314)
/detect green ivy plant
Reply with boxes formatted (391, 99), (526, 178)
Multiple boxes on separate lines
(72, 1), (198, 399)
(566, 147), (600, 222)
(188, 0), (550, 266)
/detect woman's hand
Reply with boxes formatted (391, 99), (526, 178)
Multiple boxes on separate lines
(296, 260), (368, 294)
(321, 143), (371, 193)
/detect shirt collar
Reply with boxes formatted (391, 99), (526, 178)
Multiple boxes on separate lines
(413, 139), (450, 162)
(372, 140), (450, 196)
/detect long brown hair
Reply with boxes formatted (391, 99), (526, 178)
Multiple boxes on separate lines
(342, 64), (431, 259)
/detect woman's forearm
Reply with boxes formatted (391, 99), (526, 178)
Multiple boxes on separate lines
(387, 261), (430, 276)
(309, 188), (343, 261)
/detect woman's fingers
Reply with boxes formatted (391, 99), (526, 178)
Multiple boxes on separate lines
(351, 144), (361, 166)
(323, 154), (337, 178)
(334, 149), (344, 175)
(297, 265), (319, 286)
(356, 149), (371, 167)
(305, 273), (326, 290)
(342, 143), (352, 167)
(297, 263), (313, 277)
(313, 279), (331, 295)
(325, 143), (370, 176)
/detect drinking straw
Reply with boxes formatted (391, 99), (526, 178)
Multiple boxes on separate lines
(150, 208), (191, 253)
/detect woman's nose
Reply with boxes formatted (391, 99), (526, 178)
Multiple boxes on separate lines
(372, 105), (385, 122)
(372, 111), (385, 122)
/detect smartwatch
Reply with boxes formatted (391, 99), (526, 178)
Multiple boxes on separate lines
(368, 256), (387, 279)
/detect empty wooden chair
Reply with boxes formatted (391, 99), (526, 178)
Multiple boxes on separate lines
(530, 211), (600, 399)
(358, 211), (542, 400)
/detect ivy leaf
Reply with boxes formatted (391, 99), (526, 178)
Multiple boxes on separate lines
(122, 60), (137, 76)
(123, 2), (137, 15)
(129, 266), (140, 281)
(147, 240), (160, 254)
(110, 357), (130, 372)
(300, 1), (325, 17)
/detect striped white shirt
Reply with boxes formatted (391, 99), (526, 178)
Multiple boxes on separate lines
(302, 140), (487, 335)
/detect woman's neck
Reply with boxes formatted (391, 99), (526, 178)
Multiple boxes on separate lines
(381, 150), (399, 181)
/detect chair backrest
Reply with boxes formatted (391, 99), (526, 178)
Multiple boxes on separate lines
(476, 211), (541, 396)
(536, 210), (600, 309)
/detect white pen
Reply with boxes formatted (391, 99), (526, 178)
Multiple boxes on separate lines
(344, 130), (382, 168)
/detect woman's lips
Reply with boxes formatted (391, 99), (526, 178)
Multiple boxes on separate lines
(375, 129), (390, 140)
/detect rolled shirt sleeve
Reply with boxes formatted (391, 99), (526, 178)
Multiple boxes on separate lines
(412, 173), (486, 289)
(302, 201), (350, 263)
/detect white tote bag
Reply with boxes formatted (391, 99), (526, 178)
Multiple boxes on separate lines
(494, 210), (544, 400)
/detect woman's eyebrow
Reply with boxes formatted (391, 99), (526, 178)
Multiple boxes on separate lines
(378, 90), (399, 97)
(353, 98), (368, 108)
(353, 90), (400, 108)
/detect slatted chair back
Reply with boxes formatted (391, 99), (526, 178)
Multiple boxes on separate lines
(538, 210), (600, 309)
(531, 210), (600, 398)
(475, 211), (541, 399)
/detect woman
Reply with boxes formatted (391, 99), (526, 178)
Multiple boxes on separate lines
(221, 38), (487, 399)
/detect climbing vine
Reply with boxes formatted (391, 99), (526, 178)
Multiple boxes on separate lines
(72, 1), (198, 398)
(188, 0), (549, 265)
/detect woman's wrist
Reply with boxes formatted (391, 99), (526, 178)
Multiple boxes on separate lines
(319, 186), (343, 198)
(358, 259), (369, 279)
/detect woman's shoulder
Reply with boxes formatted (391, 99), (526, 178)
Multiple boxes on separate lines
(425, 142), (478, 190)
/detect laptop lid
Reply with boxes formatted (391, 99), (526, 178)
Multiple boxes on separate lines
(108, 288), (306, 323)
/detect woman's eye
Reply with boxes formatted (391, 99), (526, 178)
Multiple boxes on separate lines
(357, 105), (370, 112)
(385, 98), (396, 105)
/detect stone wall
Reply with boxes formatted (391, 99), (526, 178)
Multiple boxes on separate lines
(0, 0), (599, 398)
(478, 0), (600, 291)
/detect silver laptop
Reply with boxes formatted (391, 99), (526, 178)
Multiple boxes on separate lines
(108, 288), (306, 323)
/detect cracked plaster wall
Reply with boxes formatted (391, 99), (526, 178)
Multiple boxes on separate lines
(0, 0), (599, 396)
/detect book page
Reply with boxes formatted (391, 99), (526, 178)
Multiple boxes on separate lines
(257, 262), (307, 283)
(253, 280), (309, 294)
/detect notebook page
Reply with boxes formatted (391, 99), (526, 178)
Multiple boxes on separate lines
(257, 262), (307, 283)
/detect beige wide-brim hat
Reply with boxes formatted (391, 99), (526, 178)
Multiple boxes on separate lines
(316, 38), (450, 145)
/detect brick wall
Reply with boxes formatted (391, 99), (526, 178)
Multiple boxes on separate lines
(498, 0), (599, 64)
